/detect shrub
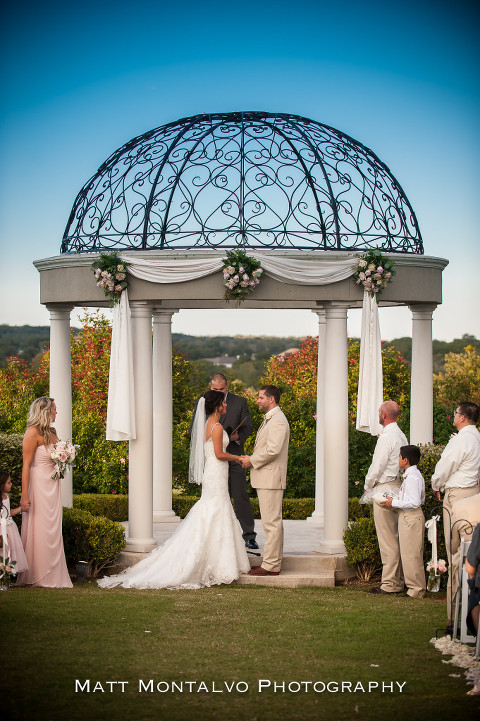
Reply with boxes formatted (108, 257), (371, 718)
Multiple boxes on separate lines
(62, 507), (125, 577)
(73, 494), (128, 521)
(171, 495), (317, 520)
(433, 345), (480, 411)
(284, 446), (315, 498)
(343, 517), (382, 581)
(348, 497), (373, 521)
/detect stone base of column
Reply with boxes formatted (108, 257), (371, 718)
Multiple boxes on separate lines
(306, 512), (324, 528)
(316, 538), (346, 555)
(153, 511), (181, 523)
(124, 537), (157, 553)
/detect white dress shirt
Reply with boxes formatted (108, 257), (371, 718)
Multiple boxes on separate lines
(392, 465), (425, 511)
(431, 424), (480, 491)
(364, 421), (408, 490)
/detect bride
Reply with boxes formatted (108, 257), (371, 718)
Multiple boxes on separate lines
(98, 390), (250, 589)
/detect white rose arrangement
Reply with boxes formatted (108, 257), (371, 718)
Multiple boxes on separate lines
(221, 249), (263, 304)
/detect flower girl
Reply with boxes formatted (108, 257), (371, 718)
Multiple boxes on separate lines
(0, 471), (28, 573)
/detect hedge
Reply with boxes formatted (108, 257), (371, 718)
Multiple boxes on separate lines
(62, 507), (125, 577)
(0, 433), (22, 510)
(73, 494), (128, 521)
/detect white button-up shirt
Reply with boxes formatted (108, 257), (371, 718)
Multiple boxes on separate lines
(392, 465), (425, 511)
(364, 422), (408, 490)
(431, 424), (480, 491)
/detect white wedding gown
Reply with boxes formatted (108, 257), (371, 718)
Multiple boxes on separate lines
(98, 429), (250, 589)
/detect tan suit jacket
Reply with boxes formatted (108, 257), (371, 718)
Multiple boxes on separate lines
(250, 407), (290, 489)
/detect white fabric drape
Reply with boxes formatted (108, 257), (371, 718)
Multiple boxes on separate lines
(255, 253), (357, 284)
(107, 254), (382, 439)
(106, 290), (136, 440)
(356, 291), (383, 436)
(121, 255), (223, 284)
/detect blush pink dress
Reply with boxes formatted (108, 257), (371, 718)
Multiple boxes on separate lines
(18, 444), (72, 588)
(1, 496), (29, 573)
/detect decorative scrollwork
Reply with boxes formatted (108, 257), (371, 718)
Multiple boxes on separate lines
(61, 112), (423, 254)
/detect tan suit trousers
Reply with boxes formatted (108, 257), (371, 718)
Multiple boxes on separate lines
(398, 508), (426, 598)
(256, 488), (284, 572)
(443, 486), (478, 621)
(374, 498), (404, 592)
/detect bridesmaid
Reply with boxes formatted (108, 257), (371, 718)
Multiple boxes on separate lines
(18, 397), (72, 588)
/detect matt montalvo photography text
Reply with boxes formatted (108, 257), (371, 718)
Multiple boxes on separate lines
(74, 679), (407, 694)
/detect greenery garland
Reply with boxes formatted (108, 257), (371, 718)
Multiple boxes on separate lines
(353, 248), (396, 297)
(92, 252), (129, 306)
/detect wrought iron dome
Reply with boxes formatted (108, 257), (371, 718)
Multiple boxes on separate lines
(61, 111), (423, 254)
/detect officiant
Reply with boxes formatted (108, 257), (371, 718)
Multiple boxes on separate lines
(191, 373), (258, 550)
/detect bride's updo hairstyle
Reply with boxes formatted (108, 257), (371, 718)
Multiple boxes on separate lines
(27, 396), (56, 446)
(204, 390), (225, 417)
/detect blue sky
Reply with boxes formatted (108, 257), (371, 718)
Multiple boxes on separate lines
(1, 0), (479, 340)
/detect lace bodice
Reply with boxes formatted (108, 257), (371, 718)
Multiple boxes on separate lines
(202, 427), (229, 496)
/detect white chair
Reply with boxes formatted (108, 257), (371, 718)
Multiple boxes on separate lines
(453, 539), (478, 648)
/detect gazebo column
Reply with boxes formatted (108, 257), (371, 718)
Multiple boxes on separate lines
(307, 307), (326, 528)
(317, 303), (349, 554)
(152, 308), (180, 522)
(409, 303), (437, 445)
(47, 303), (74, 508)
(126, 302), (156, 552)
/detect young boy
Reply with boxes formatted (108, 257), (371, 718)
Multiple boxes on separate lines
(380, 445), (426, 598)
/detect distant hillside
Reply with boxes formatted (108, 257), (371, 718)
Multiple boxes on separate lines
(1, 326), (478, 379)
(383, 334), (480, 373)
(0, 325), (50, 367)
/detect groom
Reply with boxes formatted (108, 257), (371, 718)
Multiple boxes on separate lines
(191, 373), (258, 549)
(240, 385), (290, 576)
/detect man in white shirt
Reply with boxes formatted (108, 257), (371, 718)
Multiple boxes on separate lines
(364, 400), (408, 594)
(431, 401), (480, 624)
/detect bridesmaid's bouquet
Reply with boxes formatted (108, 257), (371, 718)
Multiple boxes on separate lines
(51, 440), (78, 480)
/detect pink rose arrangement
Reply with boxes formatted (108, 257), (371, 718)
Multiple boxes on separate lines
(51, 440), (78, 480)
(353, 248), (396, 297)
(92, 252), (129, 306)
(222, 249), (263, 304)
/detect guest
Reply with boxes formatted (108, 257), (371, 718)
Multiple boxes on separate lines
(431, 401), (480, 625)
(465, 523), (480, 635)
(380, 446), (425, 598)
(449, 490), (480, 624)
(18, 397), (72, 588)
(364, 400), (408, 595)
(0, 471), (28, 574)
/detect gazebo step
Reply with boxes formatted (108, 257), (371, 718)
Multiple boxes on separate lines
(236, 570), (336, 588)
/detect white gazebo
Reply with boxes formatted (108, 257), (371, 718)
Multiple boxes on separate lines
(34, 112), (447, 556)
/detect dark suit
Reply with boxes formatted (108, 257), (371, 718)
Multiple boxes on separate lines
(191, 392), (256, 541)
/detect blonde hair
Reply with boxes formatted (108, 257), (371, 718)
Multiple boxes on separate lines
(27, 397), (56, 446)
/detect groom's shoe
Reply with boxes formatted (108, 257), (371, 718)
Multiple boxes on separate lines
(245, 539), (259, 550)
(248, 566), (280, 576)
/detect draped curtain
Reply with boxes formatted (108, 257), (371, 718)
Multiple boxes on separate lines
(106, 254), (383, 440)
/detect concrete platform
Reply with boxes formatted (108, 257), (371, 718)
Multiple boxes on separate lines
(114, 519), (355, 588)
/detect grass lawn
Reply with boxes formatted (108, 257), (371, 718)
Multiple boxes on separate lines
(2, 582), (479, 721)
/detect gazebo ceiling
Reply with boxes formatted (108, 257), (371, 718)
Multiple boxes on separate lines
(61, 111), (423, 255)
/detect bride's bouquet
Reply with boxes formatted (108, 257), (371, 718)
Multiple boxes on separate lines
(51, 440), (78, 480)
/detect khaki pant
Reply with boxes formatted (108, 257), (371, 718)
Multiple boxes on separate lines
(374, 499), (404, 592)
(444, 486), (478, 621)
(256, 488), (284, 572)
(398, 508), (426, 598)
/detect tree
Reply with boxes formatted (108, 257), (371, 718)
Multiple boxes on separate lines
(0, 311), (203, 494)
(434, 345), (480, 411)
(261, 337), (412, 497)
